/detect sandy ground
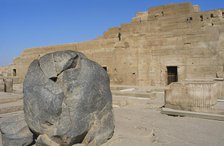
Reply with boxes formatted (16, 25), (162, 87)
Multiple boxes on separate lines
(102, 96), (224, 146)
(0, 86), (224, 146)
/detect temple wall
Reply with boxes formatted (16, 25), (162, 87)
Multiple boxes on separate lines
(3, 3), (224, 86)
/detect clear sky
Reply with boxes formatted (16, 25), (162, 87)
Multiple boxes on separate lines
(0, 0), (224, 66)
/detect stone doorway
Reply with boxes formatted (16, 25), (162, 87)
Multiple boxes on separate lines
(13, 69), (16, 76)
(167, 66), (178, 85)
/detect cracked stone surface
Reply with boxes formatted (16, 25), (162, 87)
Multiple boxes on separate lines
(23, 50), (114, 146)
(0, 114), (34, 146)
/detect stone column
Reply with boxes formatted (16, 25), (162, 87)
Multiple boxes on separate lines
(4, 78), (13, 93)
(0, 78), (5, 92)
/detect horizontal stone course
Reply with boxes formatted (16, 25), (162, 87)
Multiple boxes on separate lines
(1, 2), (224, 86)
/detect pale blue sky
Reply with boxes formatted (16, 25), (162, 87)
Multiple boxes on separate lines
(0, 0), (224, 66)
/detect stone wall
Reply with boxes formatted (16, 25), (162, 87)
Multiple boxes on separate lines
(3, 3), (224, 85)
(165, 80), (220, 112)
(0, 65), (20, 84)
(0, 66), (12, 77)
(0, 78), (13, 92)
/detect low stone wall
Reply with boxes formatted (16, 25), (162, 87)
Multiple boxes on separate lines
(0, 78), (13, 93)
(165, 80), (220, 112)
(214, 78), (224, 99)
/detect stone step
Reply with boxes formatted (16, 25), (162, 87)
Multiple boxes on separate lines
(161, 108), (224, 121)
(112, 90), (165, 99)
(112, 95), (153, 107)
(0, 97), (22, 104)
(110, 85), (166, 92)
(0, 100), (23, 115)
(110, 85), (165, 99)
(110, 85), (137, 91)
(0, 111), (24, 120)
(112, 90), (153, 98)
(0, 92), (22, 104)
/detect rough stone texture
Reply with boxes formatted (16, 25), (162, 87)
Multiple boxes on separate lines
(36, 134), (59, 146)
(165, 80), (220, 112)
(213, 78), (224, 99)
(216, 71), (224, 78)
(0, 78), (13, 93)
(4, 78), (13, 93)
(0, 79), (4, 92)
(0, 114), (34, 146)
(23, 51), (114, 146)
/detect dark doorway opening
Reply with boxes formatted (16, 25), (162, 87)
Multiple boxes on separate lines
(200, 15), (203, 21)
(167, 66), (178, 85)
(103, 66), (107, 72)
(118, 32), (121, 41)
(13, 69), (16, 76)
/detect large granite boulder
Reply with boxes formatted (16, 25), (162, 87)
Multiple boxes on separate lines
(36, 134), (60, 146)
(0, 114), (34, 146)
(23, 50), (114, 146)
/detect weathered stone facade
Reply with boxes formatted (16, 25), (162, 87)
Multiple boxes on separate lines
(3, 3), (224, 85)
(0, 78), (13, 93)
(165, 80), (219, 112)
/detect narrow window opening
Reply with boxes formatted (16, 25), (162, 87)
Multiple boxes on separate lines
(161, 11), (164, 16)
(3, 79), (6, 92)
(200, 15), (203, 21)
(13, 69), (16, 76)
(210, 14), (214, 18)
(167, 66), (178, 85)
(189, 17), (193, 20)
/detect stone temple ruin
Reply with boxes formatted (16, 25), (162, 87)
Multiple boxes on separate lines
(0, 78), (13, 93)
(1, 2), (224, 145)
(1, 3), (224, 113)
(2, 3), (224, 87)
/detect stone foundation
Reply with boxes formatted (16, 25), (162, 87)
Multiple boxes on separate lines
(165, 80), (220, 112)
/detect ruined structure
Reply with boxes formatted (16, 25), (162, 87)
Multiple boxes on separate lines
(2, 3), (224, 86)
(165, 79), (224, 113)
(0, 78), (13, 93)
